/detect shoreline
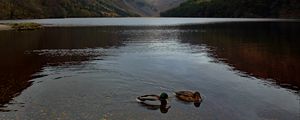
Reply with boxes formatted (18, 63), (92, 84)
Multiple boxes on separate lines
(0, 24), (12, 31)
(0, 23), (42, 31)
(0, 18), (298, 31)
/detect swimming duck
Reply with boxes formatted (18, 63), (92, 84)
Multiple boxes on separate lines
(175, 91), (202, 107)
(136, 93), (169, 106)
(136, 93), (170, 113)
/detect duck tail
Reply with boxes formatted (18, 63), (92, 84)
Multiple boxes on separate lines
(136, 97), (143, 102)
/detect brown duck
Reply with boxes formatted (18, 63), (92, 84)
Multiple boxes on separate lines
(175, 91), (203, 107)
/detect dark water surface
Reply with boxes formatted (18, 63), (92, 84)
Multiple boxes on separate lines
(0, 19), (299, 120)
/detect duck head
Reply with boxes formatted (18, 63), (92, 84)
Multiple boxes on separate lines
(159, 92), (168, 101)
(193, 92), (202, 107)
(194, 92), (201, 101)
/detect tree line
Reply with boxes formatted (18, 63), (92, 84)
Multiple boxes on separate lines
(0, 0), (137, 19)
(161, 0), (300, 18)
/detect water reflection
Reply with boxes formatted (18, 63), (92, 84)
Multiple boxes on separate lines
(138, 100), (171, 114)
(175, 99), (202, 108)
(0, 54), (38, 111)
(179, 22), (300, 91)
(0, 28), (125, 110)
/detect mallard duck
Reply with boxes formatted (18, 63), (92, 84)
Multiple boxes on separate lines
(136, 93), (170, 113)
(136, 93), (169, 106)
(175, 91), (202, 107)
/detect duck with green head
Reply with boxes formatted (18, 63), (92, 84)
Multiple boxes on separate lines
(136, 93), (170, 113)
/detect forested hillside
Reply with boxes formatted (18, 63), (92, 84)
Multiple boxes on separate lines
(161, 0), (300, 18)
(110, 0), (187, 16)
(0, 0), (138, 19)
(0, 0), (188, 19)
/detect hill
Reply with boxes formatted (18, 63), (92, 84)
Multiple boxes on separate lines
(0, 0), (187, 19)
(161, 0), (300, 18)
(111, 0), (187, 16)
(0, 0), (138, 19)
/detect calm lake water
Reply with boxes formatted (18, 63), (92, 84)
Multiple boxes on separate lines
(0, 18), (299, 120)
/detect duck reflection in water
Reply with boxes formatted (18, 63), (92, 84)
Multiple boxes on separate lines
(136, 93), (171, 113)
(175, 91), (203, 108)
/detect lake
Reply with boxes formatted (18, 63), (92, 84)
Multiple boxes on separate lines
(0, 18), (299, 120)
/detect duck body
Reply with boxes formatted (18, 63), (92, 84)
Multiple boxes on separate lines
(137, 93), (169, 106)
(136, 93), (171, 113)
(136, 95), (162, 106)
(175, 91), (202, 102)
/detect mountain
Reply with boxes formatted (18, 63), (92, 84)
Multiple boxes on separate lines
(0, 0), (186, 19)
(0, 0), (138, 19)
(161, 0), (300, 18)
(113, 0), (187, 16)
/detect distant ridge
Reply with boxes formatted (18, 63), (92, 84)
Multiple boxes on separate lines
(114, 0), (187, 16)
(161, 0), (300, 18)
(0, 0), (137, 19)
(0, 0), (187, 19)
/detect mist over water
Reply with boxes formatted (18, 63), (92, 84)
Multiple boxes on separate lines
(0, 18), (299, 120)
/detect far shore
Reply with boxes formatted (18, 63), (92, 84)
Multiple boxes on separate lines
(0, 18), (298, 31)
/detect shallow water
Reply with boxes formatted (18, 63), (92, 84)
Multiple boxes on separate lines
(0, 18), (299, 120)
